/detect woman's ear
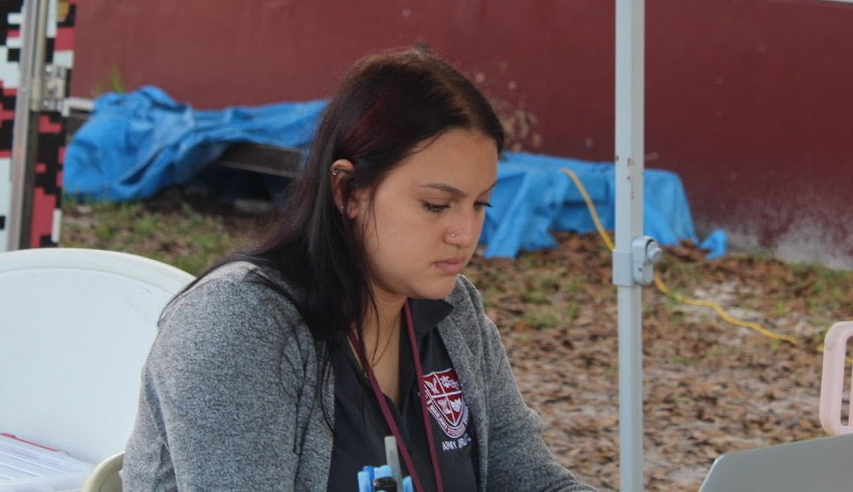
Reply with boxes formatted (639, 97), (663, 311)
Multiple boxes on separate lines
(330, 159), (356, 215)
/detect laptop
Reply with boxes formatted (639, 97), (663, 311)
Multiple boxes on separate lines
(700, 433), (853, 491)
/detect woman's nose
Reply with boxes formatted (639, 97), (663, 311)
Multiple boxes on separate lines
(445, 212), (481, 247)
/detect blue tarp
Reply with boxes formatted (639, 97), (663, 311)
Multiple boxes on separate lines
(64, 86), (328, 201)
(484, 152), (726, 258)
(64, 87), (726, 259)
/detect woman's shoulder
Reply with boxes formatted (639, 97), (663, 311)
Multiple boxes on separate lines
(180, 260), (301, 311)
(198, 260), (299, 293)
(159, 260), (310, 351)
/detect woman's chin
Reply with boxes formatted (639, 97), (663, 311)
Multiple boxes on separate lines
(413, 276), (458, 300)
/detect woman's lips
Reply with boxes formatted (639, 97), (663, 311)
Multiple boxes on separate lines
(434, 257), (466, 275)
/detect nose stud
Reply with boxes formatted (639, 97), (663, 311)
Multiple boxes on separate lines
(449, 232), (458, 239)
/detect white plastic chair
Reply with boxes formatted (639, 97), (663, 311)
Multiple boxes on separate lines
(819, 321), (853, 436)
(0, 247), (193, 468)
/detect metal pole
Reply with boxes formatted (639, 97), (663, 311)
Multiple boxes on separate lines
(7, 0), (51, 251)
(613, 0), (645, 491)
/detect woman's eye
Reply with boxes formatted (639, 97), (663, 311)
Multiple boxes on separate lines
(423, 202), (450, 213)
(474, 201), (492, 212)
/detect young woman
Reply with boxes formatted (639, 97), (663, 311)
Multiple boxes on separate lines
(123, 48), (594, 492)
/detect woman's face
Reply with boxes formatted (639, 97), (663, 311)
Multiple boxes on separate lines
(348, 128), (498, 303)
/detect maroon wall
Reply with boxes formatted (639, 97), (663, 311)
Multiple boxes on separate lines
(71, 0), (853, 267)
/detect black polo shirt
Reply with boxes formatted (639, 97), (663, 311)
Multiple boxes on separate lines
(326, 298), (478, 492)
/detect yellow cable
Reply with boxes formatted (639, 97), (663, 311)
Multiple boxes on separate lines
(560, 168), (615, 251)
(558, 167), (802, 347)
(651, 274), (801, 345)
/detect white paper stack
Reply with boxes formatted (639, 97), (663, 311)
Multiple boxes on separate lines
(0, 434), (93, 492)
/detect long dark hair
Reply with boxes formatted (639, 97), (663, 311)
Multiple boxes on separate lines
(251, 47), (505, 341)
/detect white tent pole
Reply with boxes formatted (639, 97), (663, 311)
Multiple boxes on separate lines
(613, 0), (646, 491)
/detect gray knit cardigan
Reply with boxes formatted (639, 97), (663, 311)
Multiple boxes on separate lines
(123, 262), (595, 491)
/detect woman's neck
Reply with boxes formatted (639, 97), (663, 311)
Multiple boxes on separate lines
(361, 287), (406, 342)
(361, 294), (404, 354)
(358, 290), (407, 405)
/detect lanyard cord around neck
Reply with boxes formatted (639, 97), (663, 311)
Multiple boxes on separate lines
(345, 300), (444, 492)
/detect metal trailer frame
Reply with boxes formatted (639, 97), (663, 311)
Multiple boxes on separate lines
(7, 0), (48, 251)
(5, 0), (70, 252)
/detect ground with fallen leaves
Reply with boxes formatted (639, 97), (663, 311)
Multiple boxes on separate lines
(62, 194), (853, 491)
(467, 232), (851, 491)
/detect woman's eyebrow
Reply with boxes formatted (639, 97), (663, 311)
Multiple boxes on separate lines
(418, 180), (498, 197)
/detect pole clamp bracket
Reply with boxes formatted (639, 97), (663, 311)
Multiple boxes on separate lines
(612, 235), (663, 287)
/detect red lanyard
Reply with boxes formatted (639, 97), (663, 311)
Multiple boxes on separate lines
(346, 301), (444, 492)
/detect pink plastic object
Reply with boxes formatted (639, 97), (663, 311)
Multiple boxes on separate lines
(820, 321), (853, 435)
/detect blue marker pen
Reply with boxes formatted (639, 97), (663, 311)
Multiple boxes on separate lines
(363, 465), (376, 485)
(357, 469), (372, 492)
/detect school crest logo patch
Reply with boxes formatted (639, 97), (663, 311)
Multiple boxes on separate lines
(422, 368), (469, 439)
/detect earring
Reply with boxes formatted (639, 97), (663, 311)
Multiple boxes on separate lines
(331, 169), (340, 176)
